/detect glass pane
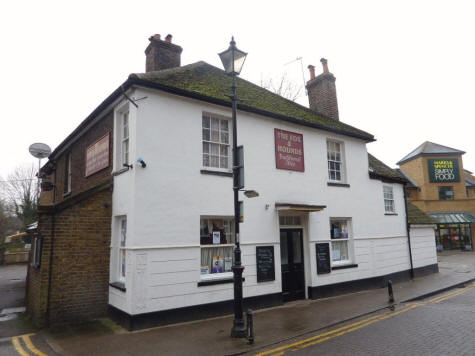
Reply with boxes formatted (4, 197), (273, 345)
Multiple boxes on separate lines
(220, 145), (228, 156)
(211, 130), (219, 142)
(121, 250), (126, 277)
(211, 118), (219, 130)
(280, 232), (288, 265)
(210, 143), (219, 155)
(210, 156), (219, 167)
(332, 240), (349, 261)
(201, 246), (233, 274)
(292, 232), (302, 263)
(203, 154), (209, 167)
(221, 132), (229, 144)
(220, 119), (228, 131)
(202, 128), (210, 141)
(203, 142), (209, 154)
(202, 116), (210, 128)
(220, 157), (228, 168)
(120, 219), (127, 246)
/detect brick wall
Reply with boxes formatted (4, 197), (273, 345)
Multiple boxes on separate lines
(27, 111), (114, 326)
(306, 73), (339, 121)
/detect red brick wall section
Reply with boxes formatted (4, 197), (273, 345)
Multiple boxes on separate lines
(27, 188), (112, 326)
(54, 111), (114, 203)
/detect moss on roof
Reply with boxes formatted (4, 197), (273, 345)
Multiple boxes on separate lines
(368, 153), (407, 183)
(407, 202), (436, 225)
(130, 62), (374, 141)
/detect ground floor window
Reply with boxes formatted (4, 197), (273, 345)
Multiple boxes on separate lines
(200, 217), (234, 275)
(330, 219), (351, 263)
(118, 217), (127, 281)
(436, 224), (472, 251)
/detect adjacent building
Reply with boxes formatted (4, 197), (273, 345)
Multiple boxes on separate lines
(398, 142), (475, 251)
(26, 35), (438, 329)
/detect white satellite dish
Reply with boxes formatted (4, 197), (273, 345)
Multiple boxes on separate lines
(29, 143), (51, 159)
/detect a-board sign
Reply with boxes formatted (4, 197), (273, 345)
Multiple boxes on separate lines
(316, 243), (331, 274)
(256, 246), (275, 282)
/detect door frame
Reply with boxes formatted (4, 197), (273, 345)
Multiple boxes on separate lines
(279, 227), (306, 301)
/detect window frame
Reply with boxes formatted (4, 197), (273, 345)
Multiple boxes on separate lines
(439, 186), (454, 200)
(199, 216), (235, 280)
(201, 114), (232, 172)
(31, 235), (42, 268)
(121, 111), (130, 166)
(118, 217), (127, 283)
(64, 152), (72, 195)
(327, 139), (346, 183)
(383, 185), (395, 213)
(329, 218), (353, 266)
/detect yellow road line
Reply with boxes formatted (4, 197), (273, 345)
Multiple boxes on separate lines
(22, 334), (48, 356)
(11, 337), (30, 356)
(254, 305), (417, 356)
(256, 284), (474, 355)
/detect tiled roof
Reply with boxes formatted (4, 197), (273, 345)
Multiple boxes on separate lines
(396, 168), (419, 189)
(130, 62), (375, 142)
(368, 153), (407, 183)
(397, 141), (465, 165)
(407, 203), (436, 225)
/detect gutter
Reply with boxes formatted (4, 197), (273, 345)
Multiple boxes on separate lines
(403, 182), (415, 279)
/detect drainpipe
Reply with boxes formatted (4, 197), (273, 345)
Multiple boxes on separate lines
(403, 183), (415, 279)
(46, 212), (55, 325)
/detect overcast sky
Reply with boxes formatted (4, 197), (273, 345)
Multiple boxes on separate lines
(1, 0), (474, 181)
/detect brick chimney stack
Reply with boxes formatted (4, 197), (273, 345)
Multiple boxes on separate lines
(145, 34), (183, 72)
(305, 58), (339, 121)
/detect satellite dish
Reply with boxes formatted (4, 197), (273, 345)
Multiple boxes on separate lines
(29, 143), (51, 159)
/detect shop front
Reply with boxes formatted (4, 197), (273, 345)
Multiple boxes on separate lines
(430, 212), (475, 251)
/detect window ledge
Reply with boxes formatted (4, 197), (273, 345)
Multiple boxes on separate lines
(327, 182), (350, 188)
(197, 276), (245, 287)
(384, 213), (398, 216)
(200, 169), (233, 177)
(332, 263), (358, 271)
(109, 281), (126, 292)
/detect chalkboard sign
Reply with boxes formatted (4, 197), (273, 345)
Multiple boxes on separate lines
(256, 246), (275, 282)
(316, 243), (331, 274)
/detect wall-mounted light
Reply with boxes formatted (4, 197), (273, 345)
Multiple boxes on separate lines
(136, 157), (147, 168)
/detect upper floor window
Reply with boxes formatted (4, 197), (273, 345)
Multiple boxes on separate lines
(439, 186), (454, 200)
(64, 152), (72, 195)
(121, 111), (129, 166)
(202, 115), (230, 169)
(383, 186), (395, 213)
(327, 140), (344, 182)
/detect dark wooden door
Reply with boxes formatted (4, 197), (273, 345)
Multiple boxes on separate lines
(280, 229), (305, 302)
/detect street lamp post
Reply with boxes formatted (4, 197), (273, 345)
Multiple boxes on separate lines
(219, 37), (248, 338)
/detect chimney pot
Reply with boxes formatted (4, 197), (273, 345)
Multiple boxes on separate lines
(145, 34), (182, 72)
(308, 65), (316, 80)
(165, 34), (172, 43)
(149, 34), (161, 42)
(320, 58), (329, 74)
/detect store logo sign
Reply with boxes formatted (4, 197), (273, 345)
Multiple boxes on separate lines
(274, 128), (304, 172)
(428, 158), (460, 183)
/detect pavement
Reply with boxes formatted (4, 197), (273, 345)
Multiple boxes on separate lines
(1, 251), (475, 355)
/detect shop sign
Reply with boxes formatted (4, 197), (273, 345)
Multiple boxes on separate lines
(428, 158), (460, 183)
(85, 133), (110, 177)
(274, 129), (304, 171)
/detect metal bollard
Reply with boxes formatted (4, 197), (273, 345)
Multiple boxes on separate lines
(388, 280), (395, 303)
(246, 309), (254, 344)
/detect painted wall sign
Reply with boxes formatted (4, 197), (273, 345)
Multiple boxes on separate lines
(274, 129), (304, 172)
(316, 243), (331, 274)
(256, 246), (275, 282)
(85, 133), (110, 177)
(428, 158), (460, 183)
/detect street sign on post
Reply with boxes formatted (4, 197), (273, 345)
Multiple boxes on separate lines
(236, 145), (244, 189)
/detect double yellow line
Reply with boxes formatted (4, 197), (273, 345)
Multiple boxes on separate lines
(11, 334), (47, 356)
(255, 283), (474, 356)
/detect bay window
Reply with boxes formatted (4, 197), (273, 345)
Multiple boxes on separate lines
(200, 217), (234, 275)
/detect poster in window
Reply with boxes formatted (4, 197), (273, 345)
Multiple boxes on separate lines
(212, 231), (220, 244)
(212, 255), (224, 273)
(224, 256), (232, 272)
(200, 265), (210, 275)
(274, 129), (304, 172)
(85, 133), (110, 177)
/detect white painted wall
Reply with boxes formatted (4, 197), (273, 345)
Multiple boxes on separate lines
(109, 87), (432, 315)
(409, 225), (438, 268)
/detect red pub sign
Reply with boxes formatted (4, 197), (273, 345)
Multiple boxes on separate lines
(85, 133), (110, 177)
(274, 128), (304, 171)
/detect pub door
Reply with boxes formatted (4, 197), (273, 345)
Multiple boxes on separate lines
(280, 229), (305, 302)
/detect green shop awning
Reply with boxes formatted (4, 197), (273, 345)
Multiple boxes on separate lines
(428, 212), (475, 224)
